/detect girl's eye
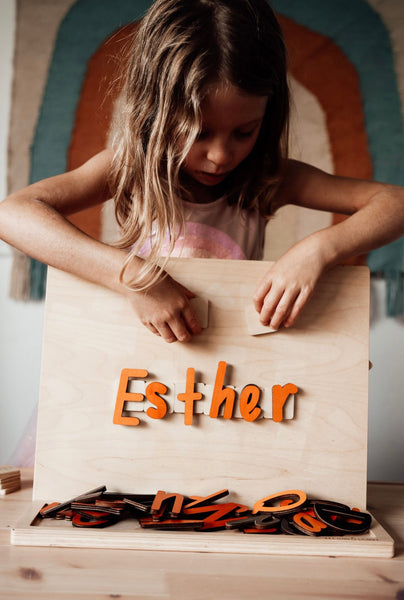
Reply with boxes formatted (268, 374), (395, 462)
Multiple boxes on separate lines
(234, 129), (255, 140)
(195, 127), (257, 142)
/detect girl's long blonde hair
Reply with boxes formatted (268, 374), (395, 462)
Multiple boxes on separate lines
(110, 0), (290, 290)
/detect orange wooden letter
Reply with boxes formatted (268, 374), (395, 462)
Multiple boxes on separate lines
(177, 368), (202, 426)
(272, 383), (298, 423)
(151, 490), (185, 517)
(239, 384), (262, 422)
(252, 490), (307, 515)
(183, 502), (250, 530)
(113, 368), (148, 426)
(209, 361), (235, 419)
(145, 382), (168, 420)
(293, 511), (327, 534)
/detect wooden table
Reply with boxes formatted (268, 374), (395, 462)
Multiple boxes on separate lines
(0, 469), (403, 599)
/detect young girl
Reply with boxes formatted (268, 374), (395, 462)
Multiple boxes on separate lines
(1, 0), (404, 344)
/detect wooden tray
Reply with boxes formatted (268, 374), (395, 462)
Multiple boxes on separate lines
(12, 502), (394, 558)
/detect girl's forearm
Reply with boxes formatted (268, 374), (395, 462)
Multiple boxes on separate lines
(0, 193), (137, 296)
(0, 191), (202, 343)
(254, 185), (404, 330)
(312, 187), (404, 270)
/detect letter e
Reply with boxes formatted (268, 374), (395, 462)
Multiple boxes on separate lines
(113, 368), (148, 426)
(239, 384), (262, 422)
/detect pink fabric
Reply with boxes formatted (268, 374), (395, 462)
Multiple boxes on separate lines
(138, 197), (266, 261)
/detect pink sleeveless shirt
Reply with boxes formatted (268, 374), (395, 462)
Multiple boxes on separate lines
(138, 196), (266, 260)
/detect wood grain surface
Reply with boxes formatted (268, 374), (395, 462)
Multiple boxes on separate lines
(34, 259), (370, 510)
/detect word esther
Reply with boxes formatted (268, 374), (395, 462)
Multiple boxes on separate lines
(113, 361), (298, 426)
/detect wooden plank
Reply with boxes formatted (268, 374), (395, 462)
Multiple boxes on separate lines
(34, 259), (370, 511)
(245, 304), (277, 335)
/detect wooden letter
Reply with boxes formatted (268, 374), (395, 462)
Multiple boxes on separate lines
(184, 489), (229, 509)
(151, 490), (185, 518)
(183, 502), (250, 530)
(209, 361), (236, 419)
(272, 383), (298, 423)
(145, 382), (168, 420)
(113, 368), (148, 426)
(252, 490), (307, 515)
(292, 511), (328, 535)
(239, 384), (262, 422)
(177, 368), (202, 425)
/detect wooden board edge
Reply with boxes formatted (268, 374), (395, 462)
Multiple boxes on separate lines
(11, 504), (394, 558)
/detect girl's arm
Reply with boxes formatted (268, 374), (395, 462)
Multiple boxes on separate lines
(0, 150), (201, 343)
(254, 159), (404, 329)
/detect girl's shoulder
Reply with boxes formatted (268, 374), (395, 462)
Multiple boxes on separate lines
(75, 148), (114, 186)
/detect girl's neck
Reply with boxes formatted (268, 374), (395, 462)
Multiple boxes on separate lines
(181, 173), (227, 204)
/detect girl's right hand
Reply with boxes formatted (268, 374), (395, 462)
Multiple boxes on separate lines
(126, 273), (202, 343)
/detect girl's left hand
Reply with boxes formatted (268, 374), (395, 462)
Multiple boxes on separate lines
(253, 235), (327, 330)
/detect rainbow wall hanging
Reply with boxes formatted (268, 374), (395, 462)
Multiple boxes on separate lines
(7, 0), (404, 314)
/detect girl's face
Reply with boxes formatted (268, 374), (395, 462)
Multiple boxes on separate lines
(183, 84), (268, 187)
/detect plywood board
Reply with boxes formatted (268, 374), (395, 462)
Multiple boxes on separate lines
(12, 503), (394, 558)
(34, 259), (370, 510)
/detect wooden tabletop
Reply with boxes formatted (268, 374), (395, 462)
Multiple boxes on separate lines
(0, 469), (403, 599)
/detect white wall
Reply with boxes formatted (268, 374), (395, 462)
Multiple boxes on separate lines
(0, 0), (45, 465)
(368, 282), (404, 481)
(0, 0), (403, 480)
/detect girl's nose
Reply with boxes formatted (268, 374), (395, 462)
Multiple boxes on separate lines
(206, 138), (232, 169)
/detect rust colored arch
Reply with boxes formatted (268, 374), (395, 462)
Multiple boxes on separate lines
(278, 15), (373, 181)
(278, 16), (371, 263)
(67, 23), (138, 239)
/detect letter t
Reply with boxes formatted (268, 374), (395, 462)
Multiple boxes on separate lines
(177, 368), (202, 425)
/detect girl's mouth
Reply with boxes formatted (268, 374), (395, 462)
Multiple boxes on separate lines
(197, 171), (228, 185)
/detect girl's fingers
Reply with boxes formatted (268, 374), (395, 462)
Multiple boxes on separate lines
(260, 284), (304, 330)
(259, 286), (284, 327)
(283, 288), (312, 328)
(145, 322), (160, 336)
(268, 289), (300, 330)
(167, 307), (202, 342)
(154, 322), (179, 344)
(181, 305), (203, 336)
(253, 279), (272, 312)
(151, 307), (201, 343)
(133, 275), (202, 343)
(166, 316), (193, 343)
